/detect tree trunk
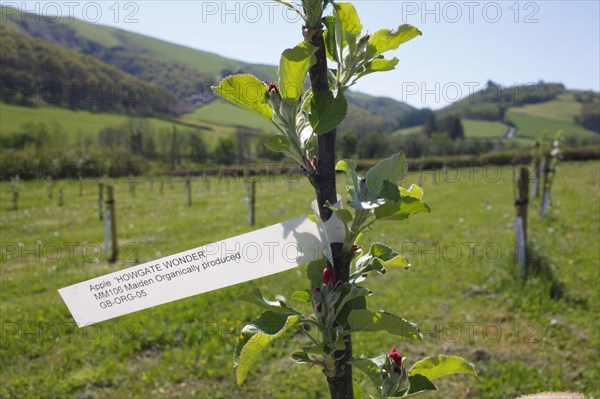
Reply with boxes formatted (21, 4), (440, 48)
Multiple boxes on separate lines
(305, 27), (354, 399)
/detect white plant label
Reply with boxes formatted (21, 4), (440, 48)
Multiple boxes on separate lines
(59, 216), (322, 327)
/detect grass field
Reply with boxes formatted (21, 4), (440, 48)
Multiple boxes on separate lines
(392, 119), (508, 139)
(506, 110), (598, 141)
(184, 102), (277, 133)
(0, 104), (186, 138)
(508, 93), (584, 124)
(1, 161), (599, 398)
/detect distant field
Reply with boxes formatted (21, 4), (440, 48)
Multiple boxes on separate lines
(506, 110), (598, 141)
(509, 92), (583, 123)
(184, 102), (277, 132)
(462, 119), (509, 138)
(0, 104), (181, 138)
(392, 119), (508, 139)
(391, 125), (422, 137)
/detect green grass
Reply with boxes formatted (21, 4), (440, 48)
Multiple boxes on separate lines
(1, 161), (598, 398)
(506, 110), (598, 141)
(184, 102), (277, 133)
(391, 125), (423, 137)
(392, 119), (508, 139)
(119, 31), (237, 76)
(0, 103), (183, 138)
(509, 92), (583, 123)
(462, 119), (509, 138)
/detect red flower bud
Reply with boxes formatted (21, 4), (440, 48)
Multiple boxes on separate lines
(311, 156), (317, 169)
(351, 245), (362, 252)
(322, 267), (336, 287)
(267, 82), (280, 96)
(388, 348), (403, 367)
(316, 303), (322, 313)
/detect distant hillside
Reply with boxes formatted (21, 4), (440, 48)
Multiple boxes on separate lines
(437, 81), (567, 121)
(2, 6), (275, 99)
(0, 25), (176, 115)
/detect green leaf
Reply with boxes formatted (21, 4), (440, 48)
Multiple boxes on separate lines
(235, 311), (300, 384)
(291, 290), (312, 302)
(279, 42), (317, 101)
(367, 57), (399, 72)
(374, 196), (431, 221)
(394, 374), (437, 398)
(336, 159), (359, 190)
(325, 203), (354, 225)
(335, 283), (369, 317)
(409, 355), (477, 381)
(352, 379), (363, 399)
(348, 309), (422, 341)
(237, 288), (299, 314)
(400, 184), (424, 200)
(309, 90), (348, 135)
(351, 242), (409, 281)
(264, 135), (291, 153)
(306, 258), (327, 289)
(307, 214), (319, 223)
(333, 3), (363, 37)
(212, 74), (272, 120)
(323, 16), (339, 62)
(366, 25), (422, 59)
(378, 180), (401, 202)
(290, 350), (311, 364)
(347, 358), (383, 391)
(365, 153), (406, 197)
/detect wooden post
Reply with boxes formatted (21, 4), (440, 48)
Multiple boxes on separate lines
(47, 177), (53, 199)
(106, 186), (118, 263)
(159, 179), (164, 195)
(515, 167), (529, 278)
(250, 180), (256, 226)
(532, 142), (541, 199)
(185, 175), (192, 207)
(98, 182), (104, 220)
(129, 178), (136, 198)
(57, 187), (63, 207)
(540, 154), (551, 218)
(10, 176), (18, 211)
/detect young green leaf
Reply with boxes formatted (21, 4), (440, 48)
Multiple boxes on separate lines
(265, 135), (291, 153)
(234, 311), (301, 384)
(325, 203), (354, 225)
(309, 90), (348, 134)
(409, 355), (477, 381)
(291, 290), (312, 302)
(333, 2), (363, 37)
(290, 350), (312, 364)
(279, 42), (317, 101)
(212, 74), (273, 121)
(365, 152), (406, 196)
(306, 258), (328, 289)
(348, 309), (423, 341)
(359, 57), (399, 79)
(366, 25), (422, 59)
(336, 159), (360, 191)
(347, 358), (383, 393)
(393, 374), (437, 397)
(352, 379), (363, 399)
(323, 15), (339, 62)
(237, 288), (300, 314)
(374, 196), (431, 221)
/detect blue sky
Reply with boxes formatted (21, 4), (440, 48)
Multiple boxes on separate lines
(7, 1), (600, 109)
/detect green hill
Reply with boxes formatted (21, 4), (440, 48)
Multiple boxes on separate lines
(0, 25), (177, 115)
(1, 6), (275, 99)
